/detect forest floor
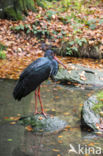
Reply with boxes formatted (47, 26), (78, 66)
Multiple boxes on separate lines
(0, 0), (103, 79)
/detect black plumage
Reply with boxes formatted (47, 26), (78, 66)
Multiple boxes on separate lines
(13, 50), (58, 101)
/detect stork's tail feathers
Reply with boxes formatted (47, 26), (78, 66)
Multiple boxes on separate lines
(13, 80), (24, 101)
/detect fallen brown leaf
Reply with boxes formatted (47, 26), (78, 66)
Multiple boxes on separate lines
(25, 125), (33, 131)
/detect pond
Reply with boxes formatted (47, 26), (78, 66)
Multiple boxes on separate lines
(0, 79), (103, 156)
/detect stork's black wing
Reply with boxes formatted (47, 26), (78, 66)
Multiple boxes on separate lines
(13, 57), (51, 101)
(50, 59), (59, 80)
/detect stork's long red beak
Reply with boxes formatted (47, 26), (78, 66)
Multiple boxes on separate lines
(54, 56), (68, 69)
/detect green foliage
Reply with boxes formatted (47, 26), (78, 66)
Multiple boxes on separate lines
(19, 116), (44, 128)
(60, 0), (84, 12)
(60, 0), (71, 11)
(0, 43), (7, 51)
(46, 0), (59, 1)
(36, 0), (55, 9)
(11, 23), (50, 39)
(19, 115), (46, 131)
(66, 38), (87, 55)
(66, 47), (73, 55)
(11, 24), (25, 31)
(0, 43), (7, 59)
(32, 24), (50, 38)
(89, 24), (96, 30)
(59, 14), (89, 36)
(0, 51), (6, 59)
(99, 19), (103, 24)
(46, 10), (56, 20)
(97, 91), (103, 99)
(93, 91), (103, 113)
(60, 12), (91, 31)
(86, 19), (97, 30)
(75, 38), (87, 46)
(57, 0), (99, 34)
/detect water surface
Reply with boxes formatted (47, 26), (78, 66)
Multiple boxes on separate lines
(0, 79), (103, 156)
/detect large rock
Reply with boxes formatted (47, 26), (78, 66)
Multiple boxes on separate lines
(81, 96), (100, 131)
(81, 91), (103, 132)
(18, 114), (67, 135)
(55, 64), (103, 87)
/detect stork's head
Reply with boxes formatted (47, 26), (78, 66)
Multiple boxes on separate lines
(44, 50), (67, 69)
(44, 50), (55, 59)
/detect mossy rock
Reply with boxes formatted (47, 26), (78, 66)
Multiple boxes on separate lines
(0, 0), (35, 20)
(93, 91), (103, 114)
(81, 90), (103, 132)
(18, 114), (67, 135)
(4, 7), (24, 20)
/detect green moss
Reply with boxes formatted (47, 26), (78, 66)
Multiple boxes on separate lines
(0, 43), (7, 51)
(36, 0), (55, 9)
(25, 0), (35, 11)
(4, 7), (23, 20)
(0, 0), (35, 20)
(93, 91), (103, 113)
(18, 114), (67, 133)
(0, 50), (6, 59)
(0, 43), (7, 59)
(97, 91), (103, 99)
(15, 0), (35, 13)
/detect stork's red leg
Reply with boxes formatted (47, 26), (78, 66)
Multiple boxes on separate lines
(34, 89), (39, 115)
(38, 86), (47, 117)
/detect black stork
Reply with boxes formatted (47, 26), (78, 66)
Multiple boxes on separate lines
(13, 50), (67, 117)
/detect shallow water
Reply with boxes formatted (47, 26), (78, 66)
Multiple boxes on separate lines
(0, 79), (103, 156)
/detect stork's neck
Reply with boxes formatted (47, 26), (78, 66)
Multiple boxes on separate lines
(45, 55), (54, 60)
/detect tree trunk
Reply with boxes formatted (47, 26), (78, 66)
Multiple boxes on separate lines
(0, 0), (35, 20)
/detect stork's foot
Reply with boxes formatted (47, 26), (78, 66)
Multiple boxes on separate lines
(40, 111), (47, 118)
(34, 111), (47, 118)
(34, 111), (40, 115)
